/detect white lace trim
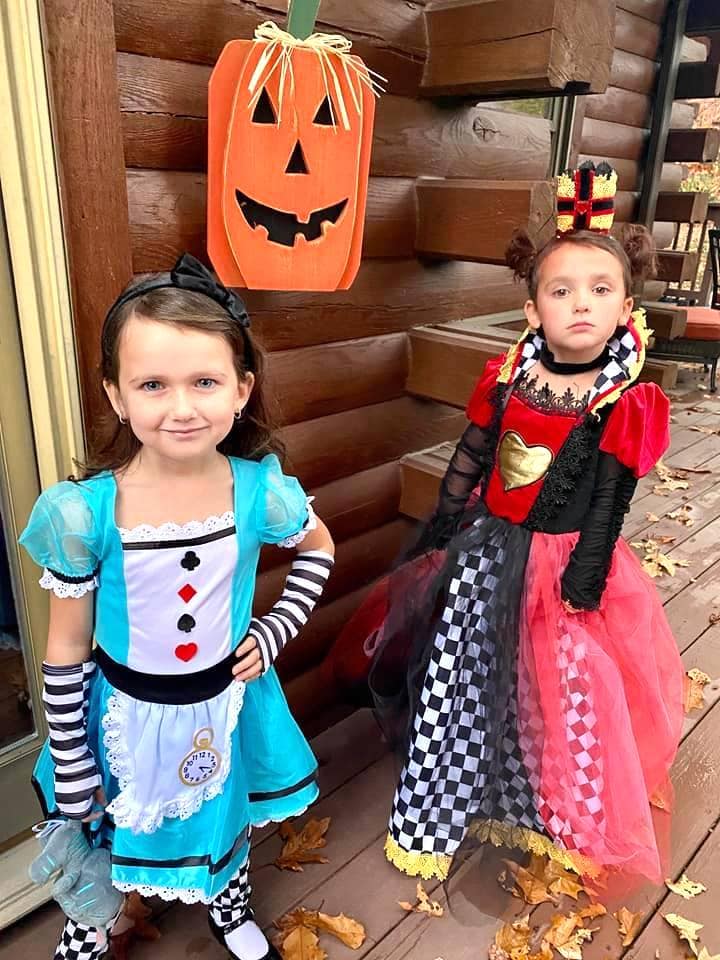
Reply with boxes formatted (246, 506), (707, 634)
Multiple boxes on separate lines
(112, 880), (215, 905)
(118, 511), (235, 543)
(39, 568), (97, 599)
(102, 680), (245, 834)
(252, 800), (313, 828)
(277, 498), (318, 549)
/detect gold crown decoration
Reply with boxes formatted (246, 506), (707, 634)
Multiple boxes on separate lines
(556, 160), (617, 236)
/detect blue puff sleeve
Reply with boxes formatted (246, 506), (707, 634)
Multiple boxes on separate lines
(255, 454), (310, 545)
(19, 482), (100, 595)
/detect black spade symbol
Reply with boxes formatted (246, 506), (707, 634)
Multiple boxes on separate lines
(181, 550), (200, 571)
(177, 614), (196, 633)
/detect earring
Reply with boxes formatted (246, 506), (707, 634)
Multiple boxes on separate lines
(234, 409), (244, 421)
(119, 415), (127, 425)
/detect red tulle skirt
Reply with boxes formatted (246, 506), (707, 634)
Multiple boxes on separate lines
(519, 533), (684, 884)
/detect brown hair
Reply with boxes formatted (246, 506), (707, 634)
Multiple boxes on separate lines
(81, 281), (282, 478)
(505, 223), (658, 300)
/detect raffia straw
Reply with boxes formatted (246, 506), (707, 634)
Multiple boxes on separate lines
(247, 21), (385, 131)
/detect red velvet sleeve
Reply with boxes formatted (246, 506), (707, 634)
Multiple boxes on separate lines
(599, 382), (670, 478)
(466, 354), (505, 428)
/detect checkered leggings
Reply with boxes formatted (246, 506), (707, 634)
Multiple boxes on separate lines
(52, 861), (250, 959)
(389, 535), (547, 860)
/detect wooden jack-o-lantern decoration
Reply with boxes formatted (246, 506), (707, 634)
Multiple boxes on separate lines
(208, 0), (382, 291)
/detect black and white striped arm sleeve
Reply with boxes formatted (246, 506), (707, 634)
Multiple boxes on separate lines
(248, 550), (334, 673)
(42, 661), (102, 819)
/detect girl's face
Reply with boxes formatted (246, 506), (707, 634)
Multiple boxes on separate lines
(104, 315), (254, 465)
(524, 242), (634, 363)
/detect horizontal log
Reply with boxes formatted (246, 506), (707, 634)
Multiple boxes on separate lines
(281, 396), (466, 489)
(654, 191), (709, 223)
(575, 154), (683, 193)
(119, 82), (552, 182)
(256, 517), (413, 617)
(681, 35), (711, 62)
(614, 190), (639, 222)
(656, 250), (699, 284)
(651, 221), (677, 248)
(583, 86), (651, 128)
(642, 301), (688, 340)
(614, 7), (661, 60)
(114, 0), (424, 97)
(616, 0), (666, 23)
(276, 584), (374, 683)
(686, 0), (720, 35)
(407, 327), (501, 408)
(610, 47), (658, 95)
(126, 169), (416, 268)
(414, 179), (555, 264)
(579, 116), (647, 161)
(422, 0), (614, 97)
(641, 359), (678, 389)
(259, 459), (403, 574)
(670, 100), (699, 128)
(267, 335), (409, 426)
(675, 62), (720, 99)
(244, 259), (525, 351)
(665, 128), (720, 163)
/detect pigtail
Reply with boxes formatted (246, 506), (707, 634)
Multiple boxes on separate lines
(505, 228), (538, 283)
(616, 222), (658, 287)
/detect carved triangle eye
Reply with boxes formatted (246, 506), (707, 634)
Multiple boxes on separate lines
(252, 88), (277, 124)
(313, 95), (334, 126)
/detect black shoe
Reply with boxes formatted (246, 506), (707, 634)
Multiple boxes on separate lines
(207, 911), (281, 960)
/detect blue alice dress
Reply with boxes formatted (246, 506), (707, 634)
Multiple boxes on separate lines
(20, 454), (320, 904)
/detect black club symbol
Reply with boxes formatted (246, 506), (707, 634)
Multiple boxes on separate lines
(181, 551), (200, 571)
(177, 614), (196, 633)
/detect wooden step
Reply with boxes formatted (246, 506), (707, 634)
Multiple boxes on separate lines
(675, 61), (720, 98)
(657, 249), (699, 284)
(643, 300), (688, 340)
(400, 443), (453, 520)
(415, 179), (554, 264)
(665, 127), (720, 163)
(406, 327), (501, 408)
(654, 190), (709, 223)
(421, 0), (613, 97)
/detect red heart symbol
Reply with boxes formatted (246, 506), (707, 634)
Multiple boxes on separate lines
(175, 643), (198, 663)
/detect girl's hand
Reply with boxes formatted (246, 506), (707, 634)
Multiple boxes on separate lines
(82, 786), (107, 824)
(233, 635), (263, 682)
(561, 598), (582, 614)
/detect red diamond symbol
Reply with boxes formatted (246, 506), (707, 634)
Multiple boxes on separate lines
(178, 584), (197, 604)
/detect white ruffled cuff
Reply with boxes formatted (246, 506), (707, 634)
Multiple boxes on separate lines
(277, 497), (318, 549)
(39, 568), (98, 599)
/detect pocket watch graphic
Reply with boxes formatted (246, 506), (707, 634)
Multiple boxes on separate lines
(179, 727), (221, 786)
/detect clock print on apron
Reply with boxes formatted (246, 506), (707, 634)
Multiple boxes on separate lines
(179, 728), (222, 786)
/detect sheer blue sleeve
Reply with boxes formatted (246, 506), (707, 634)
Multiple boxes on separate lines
(255, 455), (311, 546)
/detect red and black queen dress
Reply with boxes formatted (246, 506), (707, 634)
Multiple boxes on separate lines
(370, 310), (685, 887)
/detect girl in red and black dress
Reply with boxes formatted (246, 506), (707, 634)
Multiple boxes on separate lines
(371, 163), (685, 889)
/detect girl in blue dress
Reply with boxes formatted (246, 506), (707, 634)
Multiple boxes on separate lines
(20, 254), (335, 960)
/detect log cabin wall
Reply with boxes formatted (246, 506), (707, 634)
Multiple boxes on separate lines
(40, 0), (670, 733)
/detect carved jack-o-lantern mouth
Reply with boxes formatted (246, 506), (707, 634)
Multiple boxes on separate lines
(235, 189), (348, 247)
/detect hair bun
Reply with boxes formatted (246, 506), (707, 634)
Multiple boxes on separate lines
(617, 222), (657, 285)
(505, 228), (538, 282)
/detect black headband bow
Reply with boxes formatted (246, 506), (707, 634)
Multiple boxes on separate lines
(103, 253), (250, 334)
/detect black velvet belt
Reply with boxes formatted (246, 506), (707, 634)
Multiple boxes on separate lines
(94, 645), (236, 705)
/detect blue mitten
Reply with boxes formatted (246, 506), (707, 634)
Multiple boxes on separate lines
(29, 820), (123, 929)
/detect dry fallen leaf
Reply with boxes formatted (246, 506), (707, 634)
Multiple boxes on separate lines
(504, 861), (557, 905)
(556, 927), (597, 960)
(614, 907), (643, 947)
(710, 612), (720, 626)
(495, 914), (532, 956)
(667, 505), (695, 527)
(646, 512), (661, 523)
(653, 461), (691, 496)
(313, 912), (366, 948)
(666, 874), (707, 900)
(399, 882), (444, 918)
(650, 789), (670, 811)
(275, 818), (331, 872)
(664, 913), (704, 950)
(684, 670), (711, 713)
(631, 540), (688, 578)
(280, 926), (326, 960)
(697, 949), (720, 960)
(579, 904), (607, 921)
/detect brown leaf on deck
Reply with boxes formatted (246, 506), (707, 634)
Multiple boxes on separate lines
(646, 512), (660, 523)
(494, 914), (532, 955)
(697, 948), (720, 960)
(710, 612), (720, 626)
(684, 670), (711, 713)
(663, 913), (704, 950)
(275, 817), (331, 872)
(275, 907), (366, 954)
(614, 907), (643, 947)
(667, 505), (695, 527)
(279, 926), (326, 960)
(399, 881), (444, 917)
(665, 874), (707, 900)
(503, 859), (555, 905)
(313, 912), (366, 948)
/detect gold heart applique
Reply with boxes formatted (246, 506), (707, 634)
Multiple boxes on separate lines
(498, 430), (554, 492)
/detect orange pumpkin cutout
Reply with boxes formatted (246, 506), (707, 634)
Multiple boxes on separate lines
(208, 28), (377, 291)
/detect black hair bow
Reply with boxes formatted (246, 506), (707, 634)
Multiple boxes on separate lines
(170, 254), (250, 328)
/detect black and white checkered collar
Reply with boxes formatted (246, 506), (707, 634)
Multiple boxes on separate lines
(499, 309), (650, 416)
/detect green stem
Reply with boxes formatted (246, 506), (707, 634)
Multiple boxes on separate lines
(287, 0), (321, 39)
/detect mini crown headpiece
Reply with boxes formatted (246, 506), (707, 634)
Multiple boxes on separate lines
(555, 160), (617, 236)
